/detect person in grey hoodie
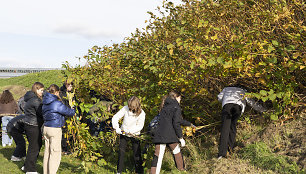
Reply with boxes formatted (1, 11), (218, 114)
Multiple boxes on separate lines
(217, 85), (266, 159)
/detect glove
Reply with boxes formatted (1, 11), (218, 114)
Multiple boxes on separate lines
(115, 128), (122, 134)
(179, 138), (185, 147)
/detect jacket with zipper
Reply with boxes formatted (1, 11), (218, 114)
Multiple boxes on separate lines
(42, 92), (75, 128)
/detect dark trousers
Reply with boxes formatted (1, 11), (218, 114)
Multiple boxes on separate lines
(117, 134), (143, 174)
(61, 126), (69, 152)
(10, 127), (26, 158)
(218, 103), (242, 157)
(24, 124), (42, 172)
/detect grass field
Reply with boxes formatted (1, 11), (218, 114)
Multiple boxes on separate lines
(0, 143), (118, 174)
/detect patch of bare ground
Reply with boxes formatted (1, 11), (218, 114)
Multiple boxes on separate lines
(0, 85), (28, 99)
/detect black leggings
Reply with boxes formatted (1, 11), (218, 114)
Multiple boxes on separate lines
(117, 134), (143, 173)
(218, 103), (242, 157)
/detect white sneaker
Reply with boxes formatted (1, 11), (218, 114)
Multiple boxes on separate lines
(26, 172), (40, 174)
(2, 144), (6, 147)
(11, 155), (23, 162)
(21, 166), (24, 171)
(8, 143), (12, 146)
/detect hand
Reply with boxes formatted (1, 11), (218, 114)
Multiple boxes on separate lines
(191, 124), (196, 128)
(179, 138), (185, 147)
(115, 128), (122, 134)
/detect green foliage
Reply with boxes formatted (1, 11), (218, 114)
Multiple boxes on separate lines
(240, 142), (300, 173)
(64, 0), (305, 162)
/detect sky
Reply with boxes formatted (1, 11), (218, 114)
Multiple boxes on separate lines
(0, 0), (182, 68)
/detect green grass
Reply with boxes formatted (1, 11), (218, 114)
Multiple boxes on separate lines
(0, 70), (66, 89)
(240, 142), (301, 174)
(0, 143), (118, 174)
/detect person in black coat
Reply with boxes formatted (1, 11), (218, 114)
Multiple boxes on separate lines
(7, 114), (26, 161)
(150, 91), (192, 174)
(22, 82), (44, 174)
(59, 80), (75, 154)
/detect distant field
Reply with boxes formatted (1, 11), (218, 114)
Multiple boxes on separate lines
(0, 70), (66, 99)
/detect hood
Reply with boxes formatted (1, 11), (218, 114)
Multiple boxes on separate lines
(43, 92), (59, 105)
(164, 97), (179, 107)
(24, 91), (37, 102)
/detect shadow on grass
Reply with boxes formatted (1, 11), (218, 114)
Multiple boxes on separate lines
(0, 146), (44, 173)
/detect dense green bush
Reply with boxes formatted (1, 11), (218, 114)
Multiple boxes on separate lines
(64, 0), (305, 162)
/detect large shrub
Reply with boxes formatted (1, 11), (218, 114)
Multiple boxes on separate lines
(65, 0), (305, 161)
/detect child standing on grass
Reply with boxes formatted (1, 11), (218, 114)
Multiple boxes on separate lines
(23, 82), (44, 174)
(112, 96), (146, 174)
(42, 84), (75, 174)
(150, 91), (192, 174)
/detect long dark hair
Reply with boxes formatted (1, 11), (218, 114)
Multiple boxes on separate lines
(0, 90), (15, 104)
(32, 82), (44, 99)
(159, 90), (182, 111)
(128, 96), (142, 116)
(168, 90), (181, 100)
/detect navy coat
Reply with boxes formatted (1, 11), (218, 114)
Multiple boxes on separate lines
(42, 92), (75, 128)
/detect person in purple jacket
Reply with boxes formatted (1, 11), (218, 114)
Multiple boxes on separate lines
(42, 84), (75, 174)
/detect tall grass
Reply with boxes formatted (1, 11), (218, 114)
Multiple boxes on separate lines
(240, 142), (300, 174)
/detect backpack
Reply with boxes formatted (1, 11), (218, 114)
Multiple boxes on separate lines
(148, 114), (160, 136)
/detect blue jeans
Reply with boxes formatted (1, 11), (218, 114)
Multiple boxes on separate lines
(2, 116), (14, 146)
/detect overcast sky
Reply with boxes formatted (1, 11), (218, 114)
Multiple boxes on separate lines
(0, 0), (181, 68)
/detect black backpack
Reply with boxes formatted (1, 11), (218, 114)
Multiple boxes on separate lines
(148, 114), (160, 136)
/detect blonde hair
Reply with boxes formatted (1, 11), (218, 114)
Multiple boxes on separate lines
(128, 96), (142, 116)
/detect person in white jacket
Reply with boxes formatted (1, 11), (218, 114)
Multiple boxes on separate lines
(217, 86), (266, 159)
(112, 96), (145, 174)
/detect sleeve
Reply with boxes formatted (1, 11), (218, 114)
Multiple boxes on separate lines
(56, 101), (76, 117)
(111, 106), (126, 130)
(180, 118), (191, 126)
(129, 110), (146, 133)
(245, 97), (267, 113)
(217, 88), (225, 102)
(33, 99), (43, 119)
(172, 107), (183, 138)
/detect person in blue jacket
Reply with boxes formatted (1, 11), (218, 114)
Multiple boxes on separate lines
(42, 84), (75, 174)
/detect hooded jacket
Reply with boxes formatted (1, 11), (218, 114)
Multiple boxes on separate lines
(6, 114), (26, 134)
(152, 97), (191, 144)
(218, 87), (266, 114)
(24, 91), (43, 127)
(42, 92), (75, 128)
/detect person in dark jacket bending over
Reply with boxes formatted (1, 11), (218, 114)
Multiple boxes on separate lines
(217, 85), (266, 159)
(150, 91), (192, 174)
(22, 82), (44, 174)
(7, 114), (26, 161)
(42, 84), (75, 174)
